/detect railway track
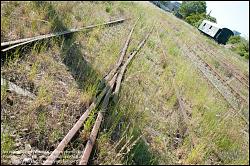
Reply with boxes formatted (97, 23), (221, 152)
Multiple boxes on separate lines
(186, 44), (249, 105)
(42, 20), (154, 165)
(156, 29), (197, 151)
(164, 17), (249, 89)
(182, 24), (249, 88)
(1, 18), (129, 52)
(1, 17), (152, 165)
(193, 41), (249, 89)
(161, 23), (249, 124)
(182, 40), (248, 123)
(183, 29), (249, 105)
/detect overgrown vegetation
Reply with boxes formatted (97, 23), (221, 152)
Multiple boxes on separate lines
(1, 1), (249, 165)
(227, 36), (249, 59)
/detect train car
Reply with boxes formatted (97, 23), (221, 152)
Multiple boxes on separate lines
(198, 20), (234, 44)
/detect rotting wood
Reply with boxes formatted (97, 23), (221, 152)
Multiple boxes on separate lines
(1, 18), (129, 51)
(1, 77), (36, 99)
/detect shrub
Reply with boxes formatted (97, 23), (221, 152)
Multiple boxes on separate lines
(227, 36), (241, 44)
(227, 36), (249, 59)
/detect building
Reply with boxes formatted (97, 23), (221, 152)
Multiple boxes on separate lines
(198, 20), (234, 44)
(150, 1), (181, 13)
(232, 30), (241, 36)
(171, 2), (181, 12)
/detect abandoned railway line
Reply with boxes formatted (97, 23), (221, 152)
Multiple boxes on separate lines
(1, 17), (135, 164)
(1, 2), (249, 165)
(1, 18), (129, 52)
(161, 22), (249, 124)
(195, 44), (249, 87)
(1, 17), (154, 165)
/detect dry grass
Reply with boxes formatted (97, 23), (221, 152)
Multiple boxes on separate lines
(1, 1), (249, 165)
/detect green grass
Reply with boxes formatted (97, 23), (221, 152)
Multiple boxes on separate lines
(1, 1), (248, 165)
(1, 132), (14, 153)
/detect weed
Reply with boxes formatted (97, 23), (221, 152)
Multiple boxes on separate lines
(49, 129), (62, 143)
(1, 83), (8, 102)
(1, 132), (14, 153)
(28, 61), (39, 81)
(1, 1), (248, 165)
(105, 5), (112, 13)
(185, 143), (206, 164)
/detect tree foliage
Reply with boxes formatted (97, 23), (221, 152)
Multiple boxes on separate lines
(179, 1), (206, 18)
(185, 13), (206, 26)
(177, 1), (216, 27)
(206, 15), (216, 23)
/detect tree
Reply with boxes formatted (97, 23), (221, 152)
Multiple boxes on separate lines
(206, 15), (216, 23)
(179, 1), (206, 18)
(177, 1), (217, 28)
(185, 12), (206, 26)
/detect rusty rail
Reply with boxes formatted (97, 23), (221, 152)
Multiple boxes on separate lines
(43, 19), (149, 165)
(43, 19), (131, 163)
(196, 44), (249, 89)
(79, 27), (153, 165)
(189, 47), (248, 105)
(104, 17), (140, 82)
(113, 26), (154, 101)
(43, 83), (110, 165)
(1, 18), (129, 52)
(79, 73), (117, 165)
(164, 21), (248, 107)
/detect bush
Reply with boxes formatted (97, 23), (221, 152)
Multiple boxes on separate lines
(105, 6), (111, 13)
(227, 36), (249, 59)
(227, 36), (241, 44)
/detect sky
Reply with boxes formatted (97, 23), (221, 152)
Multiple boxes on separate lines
(175, 1), (249, 39)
